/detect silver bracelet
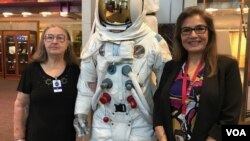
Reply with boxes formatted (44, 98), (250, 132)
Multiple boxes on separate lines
(16, 139), (24, 141)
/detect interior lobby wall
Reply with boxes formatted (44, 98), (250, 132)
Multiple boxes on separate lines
(0, 22), (38, 31)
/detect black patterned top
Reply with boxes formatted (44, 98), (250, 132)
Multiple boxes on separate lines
(17, 62), (80, 141)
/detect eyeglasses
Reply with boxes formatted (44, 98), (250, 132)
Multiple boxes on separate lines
(44, 34), (66, 42)
(181, 25), (208, 36)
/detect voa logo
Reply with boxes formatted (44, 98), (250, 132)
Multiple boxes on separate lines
(226, 129), (246, 136)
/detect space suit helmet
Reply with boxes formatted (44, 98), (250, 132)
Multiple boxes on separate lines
(98, 0), (144, 30)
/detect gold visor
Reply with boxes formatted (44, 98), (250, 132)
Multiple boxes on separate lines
(99, 0), (131, 25)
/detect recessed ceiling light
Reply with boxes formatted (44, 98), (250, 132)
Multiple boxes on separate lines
(205, 8), (218, 12)
(60, 12), (68, 17)
(236, 8), (249, 14)
(40, 12), (52, 17)
(3, 12), (13, 17)
(22, 12), (32, 17)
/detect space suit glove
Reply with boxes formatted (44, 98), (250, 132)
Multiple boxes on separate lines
(73, 114), (90, 137)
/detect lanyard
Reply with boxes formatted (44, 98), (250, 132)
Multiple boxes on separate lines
(181, 60), (203, 114)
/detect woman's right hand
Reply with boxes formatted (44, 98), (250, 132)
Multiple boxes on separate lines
(16, 139), (25, 141)
(155, 126), (168, 141)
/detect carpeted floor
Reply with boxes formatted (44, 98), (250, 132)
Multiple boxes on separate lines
(0, 78), (19, 141)
(0, 79), (85, 141)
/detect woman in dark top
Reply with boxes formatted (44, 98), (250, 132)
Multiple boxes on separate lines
(153, 7), (242, 141)
(14, 25), (80, 141)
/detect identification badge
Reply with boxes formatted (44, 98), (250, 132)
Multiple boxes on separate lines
(52, 79), (62, 93)
(174, 130), (187, 141)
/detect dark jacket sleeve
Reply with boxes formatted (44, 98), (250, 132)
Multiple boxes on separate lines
(153, 89), (163, 125)
(153, 62), (169, 127)
(153, 61), (176, 141)
(208, 57), (242, 140)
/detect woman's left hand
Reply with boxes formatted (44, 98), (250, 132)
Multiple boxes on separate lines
(206, 136), (216, 141)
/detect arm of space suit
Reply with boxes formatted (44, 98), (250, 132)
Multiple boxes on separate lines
(144, 0), (159, 33)
(75, 57), (97, 114)
(152, 35), (172, 86)
(144, 0), (159, 13)
(74, 57), (97, 137)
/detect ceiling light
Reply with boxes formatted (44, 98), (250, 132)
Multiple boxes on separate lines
(205, 8), (218, 13)
(60, 12), (68, 17)
(236, 8), (249, 14)
(3, 12), (13, 17)
(40, 12), (52, 17)
(22, 12), (32, 17)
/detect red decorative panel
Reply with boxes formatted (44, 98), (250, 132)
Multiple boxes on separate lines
(0, 0), (37, 3)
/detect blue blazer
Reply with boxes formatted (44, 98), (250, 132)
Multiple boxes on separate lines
(153, 55), (242, 141)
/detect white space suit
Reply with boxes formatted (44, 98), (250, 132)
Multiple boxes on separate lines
(74, 0), (172, 140)
(144, 0), (159, 32)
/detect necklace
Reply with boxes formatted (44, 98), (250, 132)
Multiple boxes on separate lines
(181, 60), (203, 114)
